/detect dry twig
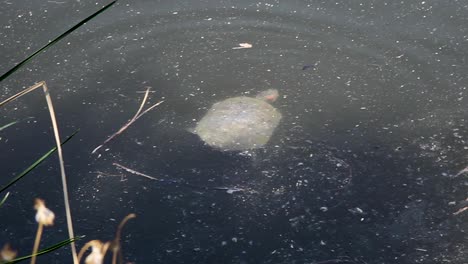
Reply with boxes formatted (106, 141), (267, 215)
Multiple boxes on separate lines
(92, 87), (163, 154)
(112, 163), (158, 181)
(453, 197), (468, 215)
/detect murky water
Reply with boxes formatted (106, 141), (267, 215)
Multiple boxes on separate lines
(1, 0), (467, 263)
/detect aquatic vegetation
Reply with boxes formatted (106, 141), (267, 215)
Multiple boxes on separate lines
(0, 118), (32, 132)
(0, 1), (141, 263)
(0, 193), (10, 208)
(77, 213), (136, 264)
(0, 197), (80, 263)
(1, 80), (81, 262)
(0, 198), (134, 264)
(0, 1), (117, 83)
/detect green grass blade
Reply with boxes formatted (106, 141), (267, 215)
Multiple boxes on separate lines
(0, 117), (34, 132)
(0, 1), (117, 83)
(0, 120), (20, 132)
(0, 192), (10, 207)
(6, 236), (84, 263)
(0, 130), (79, 194)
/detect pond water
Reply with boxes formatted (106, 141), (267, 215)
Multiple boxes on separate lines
(1, 0), (467, 263)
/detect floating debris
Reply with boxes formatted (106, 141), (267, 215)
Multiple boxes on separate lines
(302, 61), (319, 70)
(92, 87), (163, 154)
(232, 43), (253, 49)
(110, 163), (248, 193)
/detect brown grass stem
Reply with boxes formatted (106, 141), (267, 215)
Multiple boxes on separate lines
(0, 82), (43, 107)
(30, 223), (44, 264)
(41, 82), (79, 264)
(76, 214), (135, 264)
(111, 214), (136, 264)
(1, 81), (79, 263)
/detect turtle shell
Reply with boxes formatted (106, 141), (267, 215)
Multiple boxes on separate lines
(194, 96), (282, 151)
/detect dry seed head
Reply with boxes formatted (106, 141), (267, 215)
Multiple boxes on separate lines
(1, 243), (17, 261)
(85, 240), (110, 264)
(34, 198), (55, 226)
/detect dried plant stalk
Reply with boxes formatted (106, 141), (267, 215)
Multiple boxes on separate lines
(31, 198), (55, 264)
(111, 213), (136, 264)
(1, 81), (78, 264)
(77, 214), (136, 264)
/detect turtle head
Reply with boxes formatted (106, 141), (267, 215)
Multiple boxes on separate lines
(256, 89), (279, 103)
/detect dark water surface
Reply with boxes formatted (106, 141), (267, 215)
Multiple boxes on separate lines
(1, 0), (467, 263)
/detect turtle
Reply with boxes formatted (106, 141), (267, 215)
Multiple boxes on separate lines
(193, 89), (282, 151)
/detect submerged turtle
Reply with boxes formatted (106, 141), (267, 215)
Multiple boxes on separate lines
(194, 89), (282, 151)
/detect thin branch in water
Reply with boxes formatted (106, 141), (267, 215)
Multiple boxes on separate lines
(453, 197), (468, 215)
(453, 165), (468, 178)
(111, 163), (248, 194)
(113, 163), (159, 181)
(453, 206), (468, 215)
(92, 171), (127, 181)
(92, 87), (164, 154)
(312, 256), (364, 264)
